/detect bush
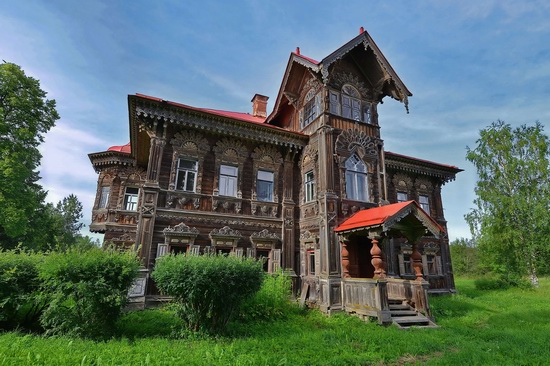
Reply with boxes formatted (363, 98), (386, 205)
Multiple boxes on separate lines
(0, 250), (43, 330)
(39, 247), (139, 338)
(152, 254), (264, 333)
(474, 274), (531, 290)
(239, 271), (299, 321)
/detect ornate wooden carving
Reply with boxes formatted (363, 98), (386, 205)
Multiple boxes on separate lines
(370, 237), (386, 279)
(411, 242), (424, 281)
(341, 238), (350, 278)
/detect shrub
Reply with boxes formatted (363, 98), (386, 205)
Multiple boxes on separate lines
(39, 247), (139, 338)
(0, 250), (43, 330)
(474, 274), (531, 290)
(239, 271), (300, 321)
(152, 254), (264, 333)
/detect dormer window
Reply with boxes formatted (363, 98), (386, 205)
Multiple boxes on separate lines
(300, 89), (321, 128)
(329, 84), (372, 124)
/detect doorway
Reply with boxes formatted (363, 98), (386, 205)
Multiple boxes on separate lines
(347, 236), (374, 278)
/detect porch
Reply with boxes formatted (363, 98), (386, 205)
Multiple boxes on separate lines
(335, 200), (444, 327)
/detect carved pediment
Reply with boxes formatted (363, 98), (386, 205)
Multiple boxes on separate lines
(252, 145), (283, 164)
(171, 131), (210, 155)
(209, 226), (242, 238)
(163, 222), (199, 235)
(214, 139), (248, 160)
(335, 129), (379, 158)
(251, 229), (280, 240)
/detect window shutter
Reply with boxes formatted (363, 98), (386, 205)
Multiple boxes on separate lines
(299, 110), (304, 128)
(398, 254), (405, 276)
(272, 249), (281, 273)
(314, 249), (321, 275)
(235, 247), (244, 258)
(189, 245), (200, 256)
(315, 93), (322, 118)
(422, 254), (429, 275)
(157, 244), (168, 258)
(329, 91), (340, 114)
(246, 247), (256, 258)
(436, 256), (443, 275)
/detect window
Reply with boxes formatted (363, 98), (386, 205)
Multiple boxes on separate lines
(307, 250), (316, 275)
(399, 253), (414, 275)
(426, 254), (436, 275)
(256, 170), (274, 202)
(98, 186), (110, 208)
(219, 165), (238, 197)
(175, 158), (197, 192)
(397, 192), (408, 203)
(419, 195), (430, 213)
(300, 89), (321, 128)
(345, 155), (369, 201)
(304, 171), (315, 202)
(123, 187), (139, 211)
(328, 85), (373, 124)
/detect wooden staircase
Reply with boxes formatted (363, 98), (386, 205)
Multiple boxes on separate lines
(388, 299), (438, 329)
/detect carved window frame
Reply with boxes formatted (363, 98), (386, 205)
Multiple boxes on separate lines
(392, 173), (413, 204)
(415, 178), (434, 216)
(250, 229), (281, 273)
(299, 144), (319, 205)
(116, 168), (145, 211)
(161, 222), (200, 256)
(299, 231), (319, 277)
(328, 84), (373, 124)
(251, 145), (283, 202)
(335, 129), (379, 203)
(169, 131), (210, 194)
(213, 139), (248, 198)
(344, 154), (369, 202)
(209, 226), (242, 254)
(94, 172), (114, 210)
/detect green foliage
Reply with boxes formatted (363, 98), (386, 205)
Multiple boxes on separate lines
(0, 250), (43, 330)
(239, 271), (301, 321)
(449, 237), (480, 276)
(0, 62), (59, 247)
(2, 277), (550, 365)
(39, 247), (140, 338)
(465, 120), (550, 285)
(152, 254), (264, 333)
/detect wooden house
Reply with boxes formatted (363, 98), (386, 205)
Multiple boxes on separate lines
(89, 28), (461, 326)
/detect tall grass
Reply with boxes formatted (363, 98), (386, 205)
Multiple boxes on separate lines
(0, 277), (549, 365)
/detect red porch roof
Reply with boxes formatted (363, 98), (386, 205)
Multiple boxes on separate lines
(334, 200), (445, 236)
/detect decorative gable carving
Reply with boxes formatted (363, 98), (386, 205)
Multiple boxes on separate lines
(335, 129), (379, 159)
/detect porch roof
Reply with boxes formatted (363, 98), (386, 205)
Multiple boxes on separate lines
(334, 201), (445, 239)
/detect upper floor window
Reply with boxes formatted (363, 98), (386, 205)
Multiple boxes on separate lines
(345, 154), (369, 202)
(98, 186), (110, 208)
(329, 84), (372, 123)
(219, 165), (238, 197)
(256, 170), (274, 202)
(419, 195), (430, 213)
(176, 158), (198, 192)
(300, 89), (321, 128)
(304, 171), (315, 202)
(397, 192), (408, 203)
(123, 187), (139, 211)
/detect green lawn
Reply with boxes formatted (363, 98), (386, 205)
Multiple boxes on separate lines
(1, 278), (549, 365)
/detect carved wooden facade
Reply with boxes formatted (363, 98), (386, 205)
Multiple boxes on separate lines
(89, 29), (461, 319)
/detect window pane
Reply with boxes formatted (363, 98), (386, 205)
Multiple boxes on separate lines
(179, 159), (196, 170)
(220, 165), (237, 176)
(342, 96), (351, 119)
(185, 171), (196, 191)
(124, 187), (139, 211)
(257, 170), (273, 182)
(397, 192), (408, 202)
(257, 180), (273, 201)
(99, 186), (110, 208)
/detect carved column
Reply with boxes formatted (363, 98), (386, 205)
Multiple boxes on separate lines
(282, 149), (296, 272)
(370, 236), (386, 279)
(146, 136), (166, 186)
(341, 237), (350, 278)
(411, 242), (424, 281)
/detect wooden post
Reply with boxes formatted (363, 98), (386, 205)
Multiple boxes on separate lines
(370, 236), (386, 279)
(411, 242), (424, 281)
(341, 237), (350, 278)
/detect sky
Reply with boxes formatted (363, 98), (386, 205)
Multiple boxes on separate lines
(1, 0), (550, 242)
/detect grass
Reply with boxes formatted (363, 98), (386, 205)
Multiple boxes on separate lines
(1, 277), (549, 365)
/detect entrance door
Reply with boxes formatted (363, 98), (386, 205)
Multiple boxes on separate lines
(347, 236), (375, 278)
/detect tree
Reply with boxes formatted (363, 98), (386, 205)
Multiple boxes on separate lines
(465, 120), (550, 286)
(0, 62), (59, 247)
(449, 238), (479, 276)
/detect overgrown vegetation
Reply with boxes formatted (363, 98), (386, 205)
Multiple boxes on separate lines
(1, 277), (549, 365)
(152, 254), (264, 333)
(450, 237), (479, 276)
(0, 248), (139, 338)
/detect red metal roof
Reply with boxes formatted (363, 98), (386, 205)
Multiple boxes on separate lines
(135, 93), (266, 124)
(107, 142), (131, 154)
(335, 201), (413, 233)
(335, 200), (445, 235)
(292, 52), (320, 65)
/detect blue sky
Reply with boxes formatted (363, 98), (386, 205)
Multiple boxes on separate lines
(1, 1), (550, 241)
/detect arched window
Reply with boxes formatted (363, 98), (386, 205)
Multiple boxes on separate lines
(300, 89), (321, 128)
(329, 84), (372, 123)
(345, 155), (368, 201)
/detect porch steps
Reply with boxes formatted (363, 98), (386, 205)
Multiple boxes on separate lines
(388, 299), (438, 329)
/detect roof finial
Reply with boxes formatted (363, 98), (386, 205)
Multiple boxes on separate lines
(296, 47), (300, 55)
(360, 26), (364, 34)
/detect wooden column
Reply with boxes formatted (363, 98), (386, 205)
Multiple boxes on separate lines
(370, 235), (386, 279)
(411, 242), (424, 281)
(341, 237), (350, 278)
